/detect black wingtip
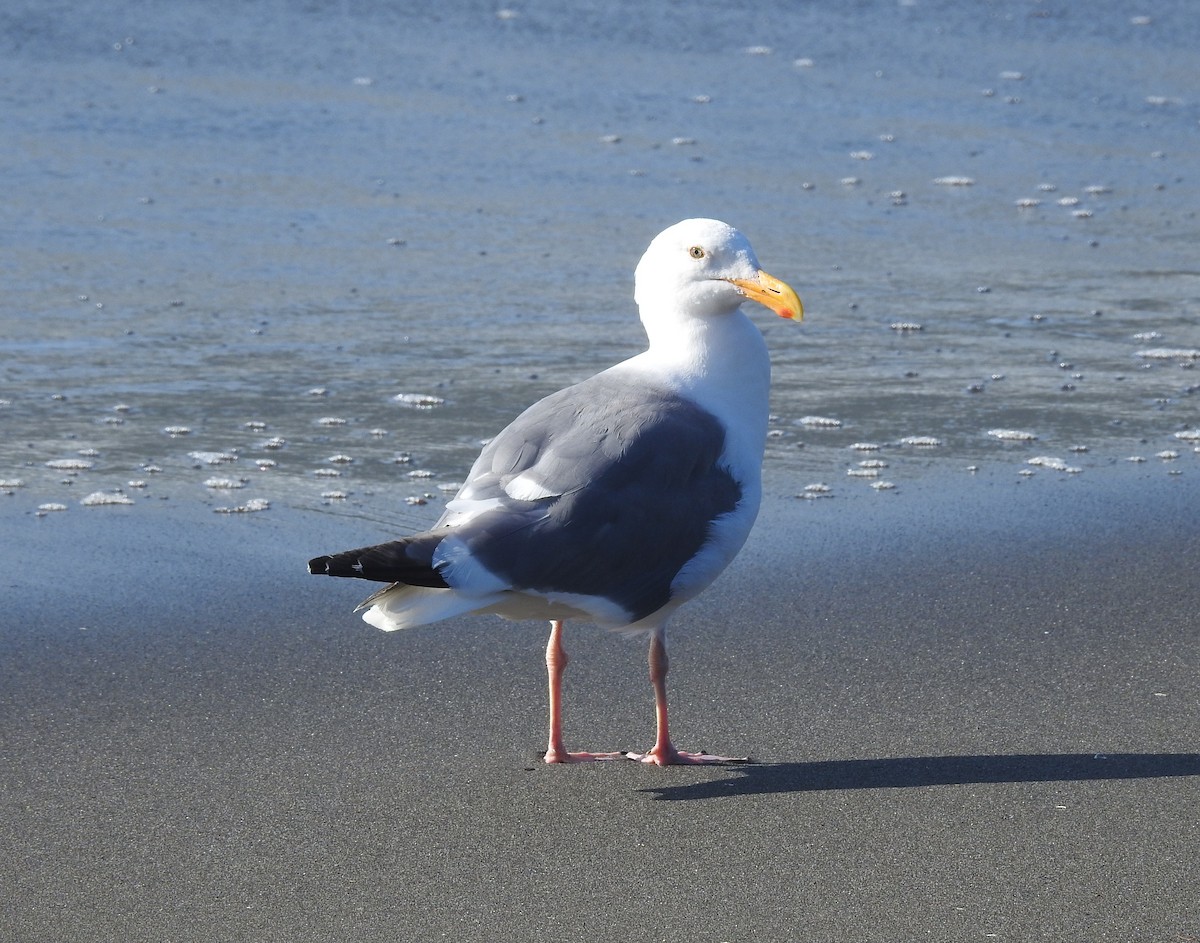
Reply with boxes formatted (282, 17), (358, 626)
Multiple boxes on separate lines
(305, 538), (448, 586)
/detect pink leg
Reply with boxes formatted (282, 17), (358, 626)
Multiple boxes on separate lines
(625, 630), (749, 766)
(543, 620), (621, 763)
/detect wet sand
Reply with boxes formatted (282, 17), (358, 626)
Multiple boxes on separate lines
(4, 1), (1198, 937)
(3, 466), (1197, 941)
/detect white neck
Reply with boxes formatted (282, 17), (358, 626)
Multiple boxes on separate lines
(610, 305), (773, 478)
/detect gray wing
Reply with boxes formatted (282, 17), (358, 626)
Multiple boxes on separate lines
(436, 372), (743, 622)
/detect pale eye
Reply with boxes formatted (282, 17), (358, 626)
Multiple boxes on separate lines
(688, 245), (706, 260)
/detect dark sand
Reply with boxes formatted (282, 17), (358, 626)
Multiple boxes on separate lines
(2, 467), (1198, 941)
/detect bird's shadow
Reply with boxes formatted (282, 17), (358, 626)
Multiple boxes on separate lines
(638, 752), (1200, 801)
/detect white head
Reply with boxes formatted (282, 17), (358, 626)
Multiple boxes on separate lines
(633, 218), (802, 324)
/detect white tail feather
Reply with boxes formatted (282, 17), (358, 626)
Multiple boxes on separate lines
(357, 584), (505, 632)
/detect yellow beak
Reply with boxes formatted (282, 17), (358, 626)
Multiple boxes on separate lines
(727, 269), (804, 321)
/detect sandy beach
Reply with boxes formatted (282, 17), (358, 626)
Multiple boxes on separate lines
(3, 467), (1197, 941)
(3, 0), (1198, 938)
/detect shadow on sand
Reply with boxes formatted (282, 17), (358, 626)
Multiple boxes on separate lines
(639, 752), (1200, 801)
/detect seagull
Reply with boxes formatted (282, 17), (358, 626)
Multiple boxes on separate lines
(308, 218), (803, 764)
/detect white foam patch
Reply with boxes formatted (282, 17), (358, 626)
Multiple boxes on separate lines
(189, 451), (237, 464)
(393, 392), (446, 408)
(81, 491), (134, 506)
(1137, 348), (1200, 359)
(204, 477), (244, 489)
(988, 428), (1038, 441)
(1027, 456), (1082, 473)
(797, 415), (842, 428)
(214, 498), (270, 514)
